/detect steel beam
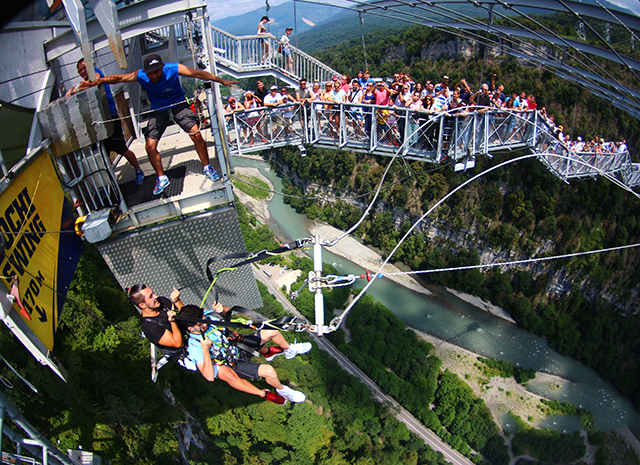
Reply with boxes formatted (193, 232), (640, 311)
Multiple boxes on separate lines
(0, 391), (72, 465)
(356, 0), (640, 31)
(61, 0), (96, 81)
(87, 0), (128, 69)
(44, 0), (205, 62)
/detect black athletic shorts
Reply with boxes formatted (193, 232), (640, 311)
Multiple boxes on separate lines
(232, 360), (261, 379)
(145, 102), (199, 140)
(239, 332), (264, 350)
(103, 117), (129, 154)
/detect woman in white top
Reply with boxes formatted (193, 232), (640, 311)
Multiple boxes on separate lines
(408, 91), (424, 144)
(310, 81), (323, 133)
(280, 27), (294, 73)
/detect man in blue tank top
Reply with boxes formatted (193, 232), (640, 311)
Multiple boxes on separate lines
(80, 54), (237, 195)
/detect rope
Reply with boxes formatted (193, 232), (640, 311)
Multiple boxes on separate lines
(329, 151), (640, 331)
(359, 12), (368, 70)
(201, 239), (312, 309)
(0, 354), (38, 393)
(173, 313), (307, 333)
(379, 242), (640, 277)
(91, 98), (193, 126)
(321, 106), (495, 248)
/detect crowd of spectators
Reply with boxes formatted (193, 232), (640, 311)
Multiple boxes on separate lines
(537, 109), (628, 154)
(222, 70), (628, 155)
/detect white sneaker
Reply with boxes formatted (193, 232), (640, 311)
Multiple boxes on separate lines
(284, 341), (312, 359)
(276, 385), (306, 403)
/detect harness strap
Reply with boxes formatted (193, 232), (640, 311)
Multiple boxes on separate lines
(205, 238), (312, 282)
(173, 313), (307, 332)
(142, 317), (190, 362)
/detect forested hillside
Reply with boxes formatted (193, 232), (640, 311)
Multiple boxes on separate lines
(272, 137), (640, 409)
(312, 20), (640, 146)
(259, 12), (640, 412)
(0, 204), (453, 464)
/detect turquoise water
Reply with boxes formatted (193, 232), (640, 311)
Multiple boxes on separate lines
(232, 155), (640, 435)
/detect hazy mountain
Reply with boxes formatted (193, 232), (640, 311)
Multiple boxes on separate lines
(212, 0), (638, 55)
(295, 4), (487, 54)
(211, 1), (340, 37)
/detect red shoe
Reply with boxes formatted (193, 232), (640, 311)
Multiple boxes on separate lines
(264, 346), (284, 362)
(264, 390), (287, 405)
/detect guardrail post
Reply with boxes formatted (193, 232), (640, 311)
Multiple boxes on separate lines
(402, 109), (409, 156)
(371, 109), (378, 151)
(340, 104), (345, 146)
(313, 235), (324, 336)
(437, 116), (444, 161)
(453, 116), (459, 161)
(201, 7), (234, 186)
(532, 111), (538, 149)
(232, 113), (242, 156)
(484, 111), (489, 155)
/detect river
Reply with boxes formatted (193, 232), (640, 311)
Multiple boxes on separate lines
(232, 154), (640, 437)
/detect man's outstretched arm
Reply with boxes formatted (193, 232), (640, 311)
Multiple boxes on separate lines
(177, 64), (238, 87)
(79, 71), (138, 90)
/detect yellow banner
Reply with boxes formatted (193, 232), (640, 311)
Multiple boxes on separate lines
(0, 153), (83, 350)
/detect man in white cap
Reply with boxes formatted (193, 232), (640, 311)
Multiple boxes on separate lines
(80, 54), (238, 195)
(280, 27), (294, 73)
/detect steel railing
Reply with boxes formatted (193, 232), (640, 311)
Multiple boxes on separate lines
(210, 26), (339, 83)
(227, 104), (635, 183)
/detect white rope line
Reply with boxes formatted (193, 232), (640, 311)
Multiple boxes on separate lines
(323, 143), (402, 247)
(381, 242), (640, 277)
(329, 151), (640, 330)
(92, 98), (193, 125)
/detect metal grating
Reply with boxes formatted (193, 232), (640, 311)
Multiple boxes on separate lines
(37, 86), (111, 157)
(98, 207), (262, 311)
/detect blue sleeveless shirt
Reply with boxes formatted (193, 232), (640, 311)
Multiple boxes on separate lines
(137, 62), (185, 110)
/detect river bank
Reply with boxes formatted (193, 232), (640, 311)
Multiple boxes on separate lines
(232, 166), (273, 223)
(232, 162), (640, 458)
(414, 328), (568, 426)
(308, 222), (432, 297)
(233, 166), (433, 297)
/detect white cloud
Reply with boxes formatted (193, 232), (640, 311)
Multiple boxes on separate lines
(208, 0), (289, 22)
(605, 0), (640, 15)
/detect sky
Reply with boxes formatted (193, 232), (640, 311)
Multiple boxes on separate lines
(209, 0), (640, 22)
(209, 0), (344, 22)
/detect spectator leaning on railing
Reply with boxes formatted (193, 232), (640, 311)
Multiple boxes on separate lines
(236, 65), (630, 155)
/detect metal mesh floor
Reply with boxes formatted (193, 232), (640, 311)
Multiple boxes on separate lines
(98, 207), (262, 311)
(112, 126), (224, 209)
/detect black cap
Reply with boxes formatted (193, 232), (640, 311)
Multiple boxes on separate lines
(143, 54), (164, 74)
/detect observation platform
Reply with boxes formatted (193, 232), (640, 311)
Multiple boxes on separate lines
(108, 127), (229, 233)
(225, 101), (639, 186)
